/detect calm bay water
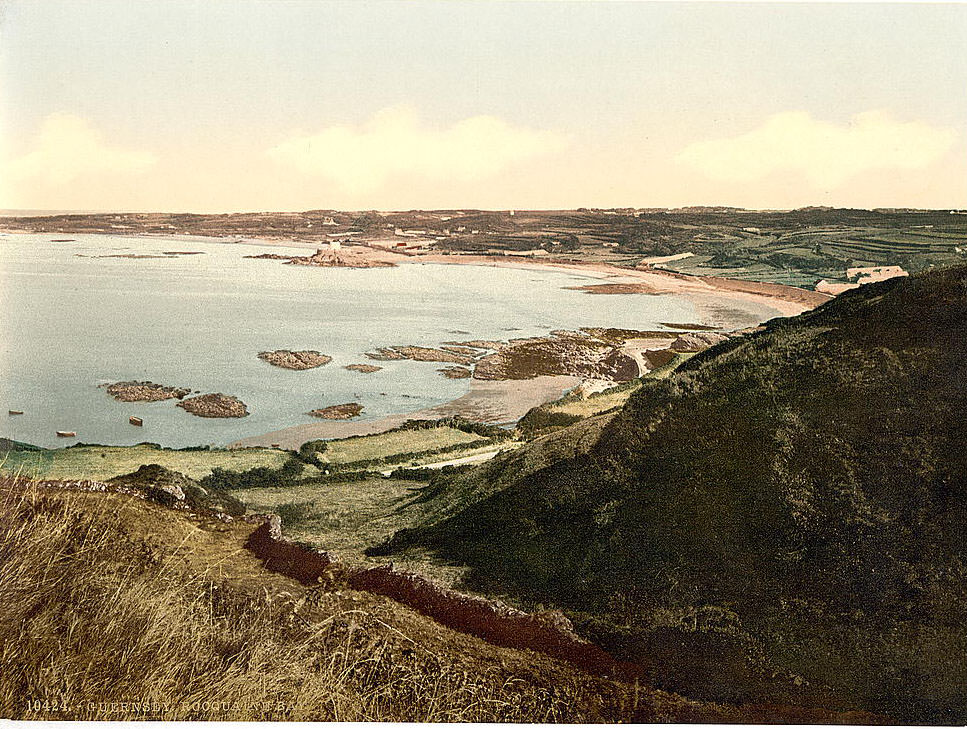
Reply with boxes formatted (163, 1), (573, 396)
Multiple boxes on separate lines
(0, 233), (774, 448)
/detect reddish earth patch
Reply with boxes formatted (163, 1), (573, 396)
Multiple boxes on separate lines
(565, 282), (660, 295)
(243, 517), (639, 681)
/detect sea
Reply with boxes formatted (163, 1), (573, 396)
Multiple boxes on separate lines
(0, 233), (777, 448)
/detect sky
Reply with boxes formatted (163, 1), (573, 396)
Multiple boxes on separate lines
(0, 0), (965, 212)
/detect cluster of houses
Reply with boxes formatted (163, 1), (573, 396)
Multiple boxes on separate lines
(815, 265), (909, 295)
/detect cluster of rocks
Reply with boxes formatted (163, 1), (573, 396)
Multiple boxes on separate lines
(344, 363), (383, 373)
(438, 366), (472, 379)
(307, 402), (364, 420)
(102, 381), (191, 402)
(101, 380), (249, 419)
(107, 464), (245, 516)
(365, 345), (475, 365)
(176, 393), (249, 418)
(246, 248), (396, 268)
(258, 349), (332, 370)
(472, 332), (639, 382)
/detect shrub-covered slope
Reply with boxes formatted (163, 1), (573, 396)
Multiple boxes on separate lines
(374, 265), (967, 722)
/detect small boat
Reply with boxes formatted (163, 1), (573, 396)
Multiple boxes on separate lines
(56, 431), (76, 438)
(8, 410), (23, 415)
(129, 416), (143, 426)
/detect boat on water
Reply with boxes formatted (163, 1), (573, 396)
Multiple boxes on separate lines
(8, 410), (23, 415)
(56, 431), (76, 438)
(129, 416), (143, 426)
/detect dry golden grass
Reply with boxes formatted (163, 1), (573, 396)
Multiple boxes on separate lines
(0, 473), (737, 722)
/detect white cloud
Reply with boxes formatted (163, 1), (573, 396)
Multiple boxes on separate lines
(677, 110), (957, 188)
(267, 106), (570, 194)
(5, 113), (157, 186)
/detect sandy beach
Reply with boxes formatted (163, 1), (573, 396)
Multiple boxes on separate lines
(230, 374), (580, 450)
(246, 241), (829, 319)
(409, 252), (828, 319)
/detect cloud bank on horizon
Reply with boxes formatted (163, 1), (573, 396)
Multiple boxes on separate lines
(267, 106), (570, 195)
(1, 2), (964, 212)
(4, 106), (960, 212)
(678, 110), (957, 189)
(2, 114), (156, 194)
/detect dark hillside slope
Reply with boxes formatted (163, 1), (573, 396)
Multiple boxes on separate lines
(374, 265), (967, 722)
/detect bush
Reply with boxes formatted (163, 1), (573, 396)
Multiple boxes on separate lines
(200, 458), (305, 491)
(516, 408), (582, 437)
(297, 440), (328, 467)
(388, 464), (474, 481)
(275, 500), (316, 527)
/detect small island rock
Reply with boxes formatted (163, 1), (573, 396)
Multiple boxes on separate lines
(258, 350), (332, 370)
(307, 403), (364, 420)
(176, 393), (249, 418)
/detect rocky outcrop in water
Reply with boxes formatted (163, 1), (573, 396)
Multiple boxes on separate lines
(473, 331), (638, 382)
(102, 381), (191, 402)
(258, 350), (332, 370)
(344, 364), (383, 373)
(439, 366), (472, 379)
(307, 402), (363, 419)
(176, 393), (249, 418)
(365, 345), (473, 364)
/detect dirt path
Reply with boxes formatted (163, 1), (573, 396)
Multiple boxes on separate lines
(379, 446), (506, 476)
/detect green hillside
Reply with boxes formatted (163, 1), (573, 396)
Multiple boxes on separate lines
(372, 265), (967, 723)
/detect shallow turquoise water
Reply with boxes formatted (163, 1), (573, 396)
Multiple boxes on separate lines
(0, 233), (773, 448)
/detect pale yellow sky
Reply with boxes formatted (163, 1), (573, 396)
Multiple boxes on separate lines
(1, 1), (965, 212)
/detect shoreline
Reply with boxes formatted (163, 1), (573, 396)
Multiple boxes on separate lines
(229, 375), (581, 450)
(4, 231), (830, 449)
(226, 245), (826, 447)
(227, 239), (829, 319)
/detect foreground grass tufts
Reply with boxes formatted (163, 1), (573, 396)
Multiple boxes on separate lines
(0, 474), (641, 721)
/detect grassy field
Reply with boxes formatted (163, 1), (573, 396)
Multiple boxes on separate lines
(234, 478), (431, 558)
(0, 443), (297, 481)
(662, 225), (967, 285)
(318, 427), (486, 465)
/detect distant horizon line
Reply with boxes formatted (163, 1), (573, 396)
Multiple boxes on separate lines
(3, 205), (966, 217)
